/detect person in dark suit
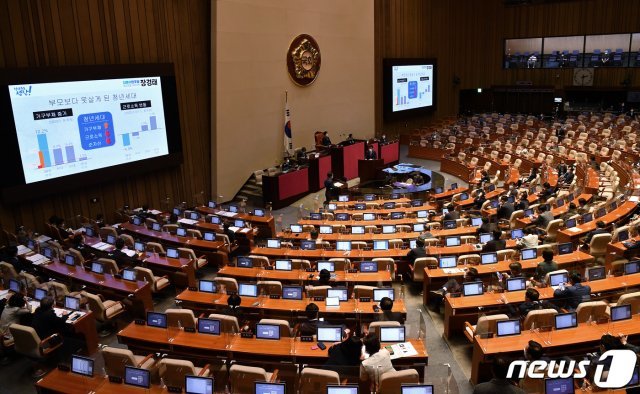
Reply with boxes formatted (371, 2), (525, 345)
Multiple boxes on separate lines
(324, 172), (336, 204)
(577, 198), (590, 215)
(501, 288), (558, 319)
(476, 217), (492, 235)
(515, 191), (529, 211)
(311, 269), (332, 288)
(281, 157), (293, 172)
(221, 293), (243, 318)
(562, 203), (579, 221)
(482, 230), (506, 252)
(298, 303), (327, 336)
(379, 134), (388, 143)
(324, 335), (362, 374)
(497, 196), (515, 221)
(444, 204), (460, 221)
(479, 170), (491, 184)
(472, 356), (525, 394)
(321, 131), (332, 146)
(375, 297), (403, 323)
(406, 238), (427, 265)
(365, 145), (377, 160)
(344, 133), (355, 145)
(31, 296), (68, 341)
(534, 250), (558, 282)
(532, 205), (554, 230)
(223, 222), (236, 244)
(557, 160), (568, 177)
(553, 271), (591, 310)
(560, 167), (575, 185)
(5, 245), (28, 274)
(108, 237), (138, 267)
(583, 220), (608, 246)
(296, 147), (308, 165)
(538, 182), (556, 200)
(473, 190), (486, 210)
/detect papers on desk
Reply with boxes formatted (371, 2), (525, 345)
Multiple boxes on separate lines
(36, 234), (51, 243)
(442, 268), (465, 274)
(630, 196), (640, 202)
(567, 227), (582, 233)
(17, 245), (31, 255)
(26, 254), (49, 266)
(385, 342), (418, 360)
(28, 301), (40, 311)
(150, 210), (162, 215)
(122, 249), (137, 257)
(92, 242), (112, 251)
(0, 290), (9, 300)
(333, 182), (345, 188)
(238, 228), (251, 234)
(217, 211), (238, 218)
(178, 218), (198, 225)
(416, 218), (428, 223)
(229, 226), (240, 232)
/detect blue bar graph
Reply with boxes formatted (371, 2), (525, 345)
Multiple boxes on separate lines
(65, 144), (76, 163)
(150, 116), (157, 130)
(123, 133), (131, 146)
(132, 131), (139, 137)
(53, 146), (64, 166)
(37, 131), (51, 168)
(141, 124), (149, 131)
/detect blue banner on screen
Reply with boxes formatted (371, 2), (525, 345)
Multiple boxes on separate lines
(9, 77), (169, 184)
(392, 65), (434, 112)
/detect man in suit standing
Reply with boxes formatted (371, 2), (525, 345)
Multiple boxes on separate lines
(553, 271), (591, 310)
(324, 172), (336, 204)
(364, 145), (377, 160)
(497, 196), (515, 221)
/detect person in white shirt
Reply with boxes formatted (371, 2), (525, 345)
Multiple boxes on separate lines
(517, 227), (539, 248)
(360, 332), (395, 387)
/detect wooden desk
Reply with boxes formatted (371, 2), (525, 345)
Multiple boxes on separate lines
(442, 270), (640, 340)
(434, 187), (469, 200)
(331, 141), (365, 181)
(263, 167), (310, 210)
(143, 253), (197, 289)
(455, 189), (505, 208)
(557, 200), (638, 243)
(216, 265), (392, 285)
(195, 205), (276, 238)
(425, 240), (517, 256)
(117, 322), (428, 365)
(380, 141), (400, 165)
(516, 193), (593, 228)
(471, 315), (640, 384)
(36, 368), (111, 394)
(248, 246), (412, 262)
(407, 145), (447, 161)
(119, 222), (229, 267)
(330, 197), (411, 207)
(422, 250), (594, 308)
(440, 158), (473, 181)
(176, 290), (407, 322)
(332, 203), (437, 216)
(38, 261), (153, 312)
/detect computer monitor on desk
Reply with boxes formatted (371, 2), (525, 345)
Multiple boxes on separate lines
(380, 326), (405, 342)
(71, 355), (94, 377)
(327, 385), (358, 394)
(275, 259), (292, 271)
(401, 385), (434, 394)
(147, 312), (167, 328)
(496, 320), (521, 337)
(327, 288), (348, 301)
(360, 261), (378, 272)
(554, 312), (577, 330)
(90, 261), (104, 274)
(282, 286), (303, 300)
(438, 256), (457, 268)
(373, 240), (389, 250)
(373, 288), (395, 301)
(65, 296), (80, 311)
(124, 366), (151, 389)
(610, 304), (632, 322)
(520, 248), (537, 261)
(462, 281), (484, 296)
(317, 261), (335, 272)
(255, 324), (280, 340)
(480, 252), (497, 265)
(238, 283), (258, 297)
(445, 236), (461, 246)
(300, 240), (316, 250)
(255, 382), (285, 394)
(506, 277), (526, 291)
(186, 376), (214, 394)
(317, 326), (343, 342)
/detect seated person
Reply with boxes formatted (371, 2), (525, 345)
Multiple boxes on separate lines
(476, 217), (492, 235)
(586, 334), (640, 388)
(534, 250), (558, 282)
(479, 170), (491, 184)
(514, 191), (529, 211)
(499, 262), (526, 288)
(222, 293), (243, 318)
(360, 332), (395, 385)
(298, 303), (326, 337)
(497, 196), (515, 221)
(553, 271), (591, 310)
(444, 204), (460, 221)
(516, 227), (539, 249)
(583, 220), (607, 247)
(531, 205), (554, 230)
(577, 198), (590, 215)
(473, 191), (487, 210)
(375, 297), (403, 322)
(295, 147), (308, 165)
(344, 133), (355, 145)
(4, 245), (28, 274)
(482, 230), (506, 252)
(223, 222), (236, 244)
(324, 334), (362, 374)
(314, 269), (332, 287)
(31, 296), (83, 359)
(281, 157), (293, 172)
(538, 182), (556, 200)
(379, 134), (387, 143)
(0, 293), (32, 340)
(560, 167), (575, 185)
(321, 131), (332, 146)
(472, 356), (525, 394)
(501, 288), (558, 319)
(561, 202), (579, 221)
(406, 238), (427, 265)
(108, 237), (138, 267)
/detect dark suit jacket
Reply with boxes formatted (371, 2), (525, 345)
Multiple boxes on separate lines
(299, 319), (327, 337)
(108, 249), (138, 268)
(497, 203), (515, 220)
(561, 172), (575, 184)
(322, 136), (332, 146)
(515, 199), (529, 211)
(365, 149), (377, 160)
(584, 228), (608, 245)
(31, 308), (67, 340)
(482, 239), (506, 252)
(375, 310), (403, 323)
(473, 379), (525, 394)
(444, 211), (460, 221)
(406, 247), (427, 264)
(554, 283), (591, 310)
(534, 211), (554, 228)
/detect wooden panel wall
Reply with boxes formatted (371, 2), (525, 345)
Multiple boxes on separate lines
(0, 0), (211, 235)
(375, 0), (640, 133)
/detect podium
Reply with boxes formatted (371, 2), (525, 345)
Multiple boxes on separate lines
(358, 159), (384, 183)
(331, 141), (365, 180)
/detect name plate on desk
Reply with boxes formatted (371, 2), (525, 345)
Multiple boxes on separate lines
(135, 319), (146, 325)
(305, 268), (315, 272)
(300, 336), (314, 342)
(313, 296), (325, 301)
(109, 376), (123, 384)
(57, 364), (70, 372)
(184, 327), (196, 333)
(359, 297), (371, 303)
(241, 332), (254, 338)
(265, 266), (274, 270)
(168, 387), (182, 393)
(188, 286), (198, 291)
(450, 293), (461, 298)
(269, 294), (281, 299)
(348, 269), (358, 273)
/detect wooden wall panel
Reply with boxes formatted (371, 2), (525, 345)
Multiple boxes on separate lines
(0, 0), (211, 236)
(375, 0), (640, 133)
